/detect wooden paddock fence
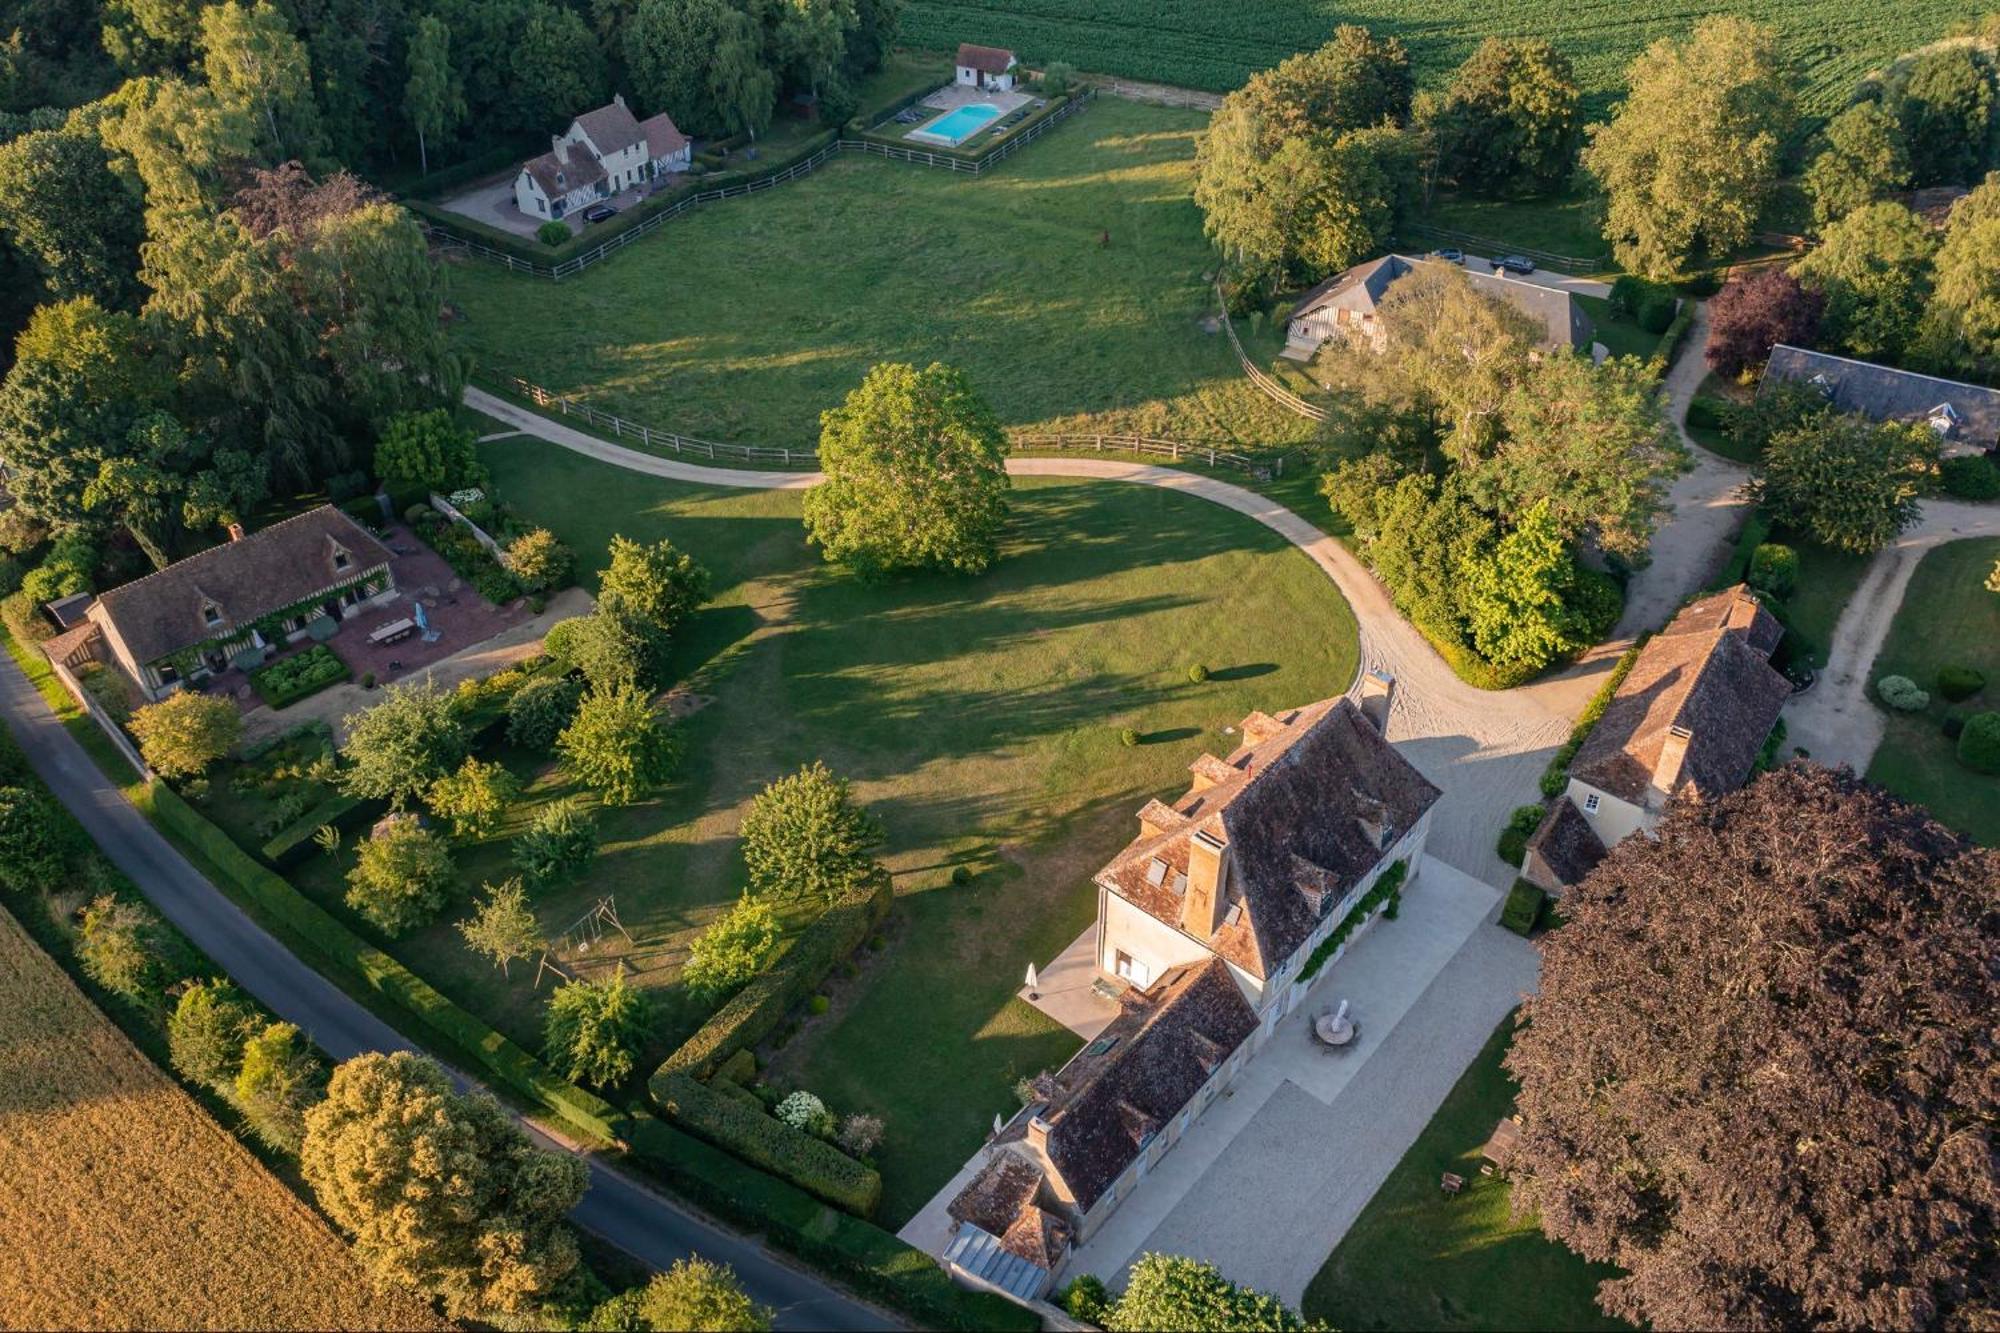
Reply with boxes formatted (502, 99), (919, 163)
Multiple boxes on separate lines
(425, 92), (1096, 282)
(1213, 283), (1330, 425)
(488, 374), (1280, 477)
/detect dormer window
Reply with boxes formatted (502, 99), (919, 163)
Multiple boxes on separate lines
(333, 550), (351, 572)
(201, 603), (222, 628)
(1926, 402), (1959, 437)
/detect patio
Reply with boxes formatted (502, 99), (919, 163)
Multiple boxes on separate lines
(1018, 927), (1121, 1041)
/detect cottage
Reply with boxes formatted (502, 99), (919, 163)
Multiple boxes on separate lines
(1286, 254), (1595, 358)
(513, 94), (691, 222)
(954, 43), (1019, 91)
(1528, 585), (1791, 889)
(1762, 344), (2000, 458)
(49, 506), (395, 702)
(941, 693), (1440, 1289)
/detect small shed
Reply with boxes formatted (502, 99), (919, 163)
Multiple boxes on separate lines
(955, 43), (1019, 92)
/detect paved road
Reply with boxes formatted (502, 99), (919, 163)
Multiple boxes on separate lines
(0, 655), (892, 1332)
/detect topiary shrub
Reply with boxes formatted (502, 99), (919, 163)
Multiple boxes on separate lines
(1187, 663), (1208, 683)
(1499, 878), (1547, 937)
(1060, 1274), (1110, 1323)
(1748, 543), (1798, 598)
(1496, 804), (1546, 868)
(536, 220), (570, 248)
(1937, 665), (1986, 702)
(1939, 454), (2000, 501)
(1876, 675), (1930, 711)
(1637, 293), (1678, 334)
(1957, 711), (2000, 774)
(1119, 727), (1139, 747)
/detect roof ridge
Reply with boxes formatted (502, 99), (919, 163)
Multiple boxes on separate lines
(94, 504), (347, 606)
(1772, 343), (1999, 393)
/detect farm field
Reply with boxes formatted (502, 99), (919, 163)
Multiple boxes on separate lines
(1303, 1015), (1628, 1332)
(1865, 537), (2000, 846)
(900, 2), (1970, 116)
(445, 97), (1315, 452)
(260, 441), (1358, 1227)
(0, 903), (447, 1331)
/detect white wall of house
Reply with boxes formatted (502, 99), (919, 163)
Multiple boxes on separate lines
(1565, 778), (1651, 847)
(955, 64), (1016, 91)
(1098, 889), (1214, 992)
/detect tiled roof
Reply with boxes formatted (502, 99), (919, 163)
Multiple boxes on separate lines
(1569, 586), (1792, 805)
(1041, 958), (1258, 1211)
(1293, 255), (1595, 351)
(636, 111), (688, 160)
(522, 143), (605, 199)
(946, 1155), (1068, 1270)
(1095, 697), (1441, 978)
(89, 506), (389, 665)
(1763, 344), (2000, 446)
(572, 99), (644, 156)
(957, 43), (1016, 74)
(1523, 799), (1607, 891)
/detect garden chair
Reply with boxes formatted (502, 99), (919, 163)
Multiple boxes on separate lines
(1440, 1172), (1465, 1197)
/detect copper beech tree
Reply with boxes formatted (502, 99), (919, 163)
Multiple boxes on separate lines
(1506, 765), (1998, 1330)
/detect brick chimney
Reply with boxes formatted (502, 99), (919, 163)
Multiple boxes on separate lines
(1181, 828), (1229, 938)
(1649, 724), (1693, 810)
(225, 522), (246, 542)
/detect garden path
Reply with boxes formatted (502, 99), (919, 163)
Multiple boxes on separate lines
(1784, 500), (2000, 772)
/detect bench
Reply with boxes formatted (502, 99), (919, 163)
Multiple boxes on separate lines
(367, 617), (416, 645)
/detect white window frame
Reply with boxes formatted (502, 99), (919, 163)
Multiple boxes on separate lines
(1584, 792), (1600, 812)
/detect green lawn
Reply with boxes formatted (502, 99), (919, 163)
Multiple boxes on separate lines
(1778, 533), (1873, 670)
(1865, 537), (2000, 845)
(444, 97), (1316, 452)
(1573, 295), (1653, 361)
(1303, 1015), (1627, 1333)
(267, 441), (1356, 1226)
(1418, 191), (1611, 267)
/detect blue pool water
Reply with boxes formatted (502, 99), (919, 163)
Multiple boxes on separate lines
(910, 103), (1002, 147)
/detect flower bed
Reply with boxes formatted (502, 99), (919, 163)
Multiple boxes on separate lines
(412, 505), (523, 605)
(249, 644), (351, 709)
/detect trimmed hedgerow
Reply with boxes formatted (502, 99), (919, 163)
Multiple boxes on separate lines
(654, 1072), (880, 1216)
(258, 792), (376, 867)
(1541, 639), (1645, 797)
(1500, 878), (1548, 936)
(653, 879), (891, 1083)
(1937, 665), (1987, 703)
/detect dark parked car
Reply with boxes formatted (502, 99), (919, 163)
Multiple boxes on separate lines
(582, 203), (619, 223)
(1427, 248), (1464, 264)
(1494, 254), (1536, 275)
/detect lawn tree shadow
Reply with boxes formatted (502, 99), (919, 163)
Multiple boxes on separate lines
(1210, 662), (1279, 682)
(1143, 726), (1201, 744)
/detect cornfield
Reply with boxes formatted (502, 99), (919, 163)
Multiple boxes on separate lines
(901, 0), (1974, 116)
(0, 906), (450, 1331)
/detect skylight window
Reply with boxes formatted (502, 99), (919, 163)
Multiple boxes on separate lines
(1145, 858), (1168, 886)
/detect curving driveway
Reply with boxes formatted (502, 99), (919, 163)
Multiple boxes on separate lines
(468, 386), (1605, 884)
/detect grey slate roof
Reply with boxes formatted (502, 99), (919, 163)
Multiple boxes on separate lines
(1095, 697), (1441, 978)
(1762, 345), (2000, 447)
(1569, 587), (1791, 806)
(943, 1226), (1052, 1301)
(90, 506), (389, 665)
(1292, 255), (1595, 351)
(1040, 957), (1258, 1212)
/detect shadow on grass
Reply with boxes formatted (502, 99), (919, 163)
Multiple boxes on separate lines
(1143, 726), (1201, 744)
(1211, 661), (1279, 681)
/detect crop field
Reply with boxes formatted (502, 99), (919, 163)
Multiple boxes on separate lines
(0, 905), (448, 1331)
(901, 1), (1975, 116)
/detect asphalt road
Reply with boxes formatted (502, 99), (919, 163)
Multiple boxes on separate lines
(0, 655), (893, 1332)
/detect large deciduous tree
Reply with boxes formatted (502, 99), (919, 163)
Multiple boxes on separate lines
(1803, 100), (1910, 227)
(738, 761), (885, 906)
(1105, 1254), (1326, 1331)
(1459, 501), (1613, 672)
(404, 15), (465, 177)
(345, 816), (456, 935)
(1792, 200), (1936, 360)
(340, 678), (468, 808)
(1752, 412), (1936, 553)
(1897, 44), (1995, 187)
(1506, 765), (1999, 1330)
(556, 685), (679, 806)
(1583, 18), (1797, 279)
(625, 0), (731, 135)
(302, 1051), (587, 1316)
(1375, 261), (1538, 462)
(1705, 266), (1825, 379)
(1430, 38), (1581, 197)
(638, 1258), (774, 1332)
(1917, 174), (2000, 376)
(543, 971), (653, 1088)
(803, 361), (1009, 578)
(0, 122), (145, 306)
(198, 0), (320, 163)
(129, 688), (242, 778)
(0, 297), (158, 525)
(508, 1), (606, 133)
(1476, 352), (1685, 562)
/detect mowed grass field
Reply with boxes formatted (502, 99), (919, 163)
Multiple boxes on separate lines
(333, 441), (1355, 1225)
(445, 97), (1314, 451)
(899, 2), (1973, 115)
(1865, 537), (2000, 845)
(0, 905), (447, 1331)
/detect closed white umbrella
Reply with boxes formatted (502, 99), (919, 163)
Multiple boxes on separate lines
(1024, 962), (1039, 998)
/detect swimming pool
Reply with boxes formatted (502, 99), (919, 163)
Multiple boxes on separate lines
(908, 103), (1002, 147)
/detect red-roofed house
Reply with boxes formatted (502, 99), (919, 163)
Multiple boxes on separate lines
(955, 44), (1019, 91)
(513, 95), (691, 222)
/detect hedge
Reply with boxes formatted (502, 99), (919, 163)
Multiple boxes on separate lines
(622, 1114), (1036, 1333)
(654, 878), (891, 1083)
(656, 1072), (880, 1215)
(142, 781), (625, 1143)
(1713, 510), (1773, 591)
(1653, 307), (1694, 368)
(715, 1047), (756, 1086)
(1499, 879), (1547, 936)
(259, 791), (376, 867)
(1540, 639), (1645, 797)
